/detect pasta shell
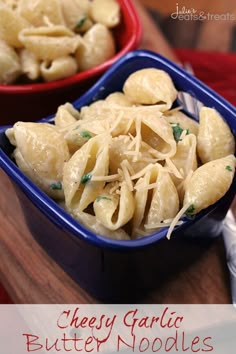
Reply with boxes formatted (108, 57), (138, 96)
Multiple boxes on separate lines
(64, 126), (95, 154)
(19, 48), (40, 81)
(77, 0), (92, 13)
(93, 183), (135, 231)
(75, 23), (115, 71)
(197, 107), (235, 164)
(0, 4), (30, 47)
(164, 110), (199, 136)
(60, 0), (92, 32)
(133, 164), (179, 234)
(167, 134), (198, 202)
(18, 0), (65, 27)
(105, 92), (133, 107)
(0, 39), (21, 84)
(63, 133), (111, 211)
(10, 122), (70, 199)
(71, 210), (130, 240)
(13, 148), (64, 200)
(19, 26), (81, 60)
(40, 56), (78, 82)
(123, 68), (177, 110)
(90, 0), (120, 28)
(141, 114), (177, 159)
(54, 103), (80, 128)
(184, 154), (236, 214)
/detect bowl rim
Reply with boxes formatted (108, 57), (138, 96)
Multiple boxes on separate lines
(0, 49), (236, 250)
(0, 0), (142, 95)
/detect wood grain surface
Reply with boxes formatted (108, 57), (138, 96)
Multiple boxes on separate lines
(0, 0), (235, 304)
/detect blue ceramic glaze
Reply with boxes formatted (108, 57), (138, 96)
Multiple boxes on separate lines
(0, 50), (235, 302)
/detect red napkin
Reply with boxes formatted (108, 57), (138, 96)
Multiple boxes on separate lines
(175, 48), (236, 107)
(0, 286), (12, 304)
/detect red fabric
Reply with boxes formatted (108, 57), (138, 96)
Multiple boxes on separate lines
(0, 286), (12, 304)
(175, 48), (236, 107)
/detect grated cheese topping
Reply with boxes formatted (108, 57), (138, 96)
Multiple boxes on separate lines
(166, 202), (192, 240)
(91, 174), (120, 182)
(165, 158), (183, 179)
(144, 220), (184, 229)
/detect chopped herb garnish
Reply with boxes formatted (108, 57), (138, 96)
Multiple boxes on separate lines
(80, 131), (92, 139)
(75, 16), (87, 30)
(171, 123), (184, 141)
(226, 165), (233, 172)
(185, 204), (195, 216)
(50, 182), (62, 190)
(96, 196), (112, 202)
(81, 173), (92, 184)
(171, 123), (189, 142)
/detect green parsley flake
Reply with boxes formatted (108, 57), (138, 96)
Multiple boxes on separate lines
(225, 165), (233, 172)
(185, 204), (195, 216)
(96, 196), (112, 202)
(50, 182), (62, 190)
(171, 123), (188, 142)
(81, 173), (92, 184)
(80, 131), (92, 139)
(75, 16), (87, 30)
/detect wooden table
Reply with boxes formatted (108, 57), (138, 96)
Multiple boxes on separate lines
(0, 1), (235, 304)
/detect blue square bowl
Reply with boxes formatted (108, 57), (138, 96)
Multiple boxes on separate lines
(0, 50), (235, 302)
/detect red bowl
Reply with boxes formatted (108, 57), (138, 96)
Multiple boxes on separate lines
(0, 0), (142, 124)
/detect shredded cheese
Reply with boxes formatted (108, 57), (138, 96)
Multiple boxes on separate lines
(122, 159), (135, 176)
(165, 158), (183, 179)
(166, 202), (192, 240)
(109, 182), (120, 195)
(144, 220), (184, 229)
(134, 116), (142, 159)
(125, 151), (142, 157)
(134, 182), (158, 192)
(138, 157), (158, 163)
(120, 160), (134, 191)
(179, 129), (188, 141)
(91, 174), (120, 182)
(108, 112), (123, 134)
(131, 164), (155, 181)
(164, 106), (183, 115)
(123, 118), (134, 135)
(127, 137), (136, 150)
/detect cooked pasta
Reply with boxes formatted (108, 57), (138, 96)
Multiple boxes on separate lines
(0, 39), (22, 84)
(19, 26), (81, 61)
(17, 0), (65, 27)
(40, 56), (78, 82)
(90, 0), (121, 28)
(19, 48), (40, 81)
(75, 23), (116, 71)
(197, 107), (235, 163)
(6, 68), (236, 240)
(0, 3), (30, 48)
(60, 0), (93, 32)
(0, 0), (121, 84)
(123, 68), (178, 110)
(164, 110), (199, 136)
(6, 122), (70, 199)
